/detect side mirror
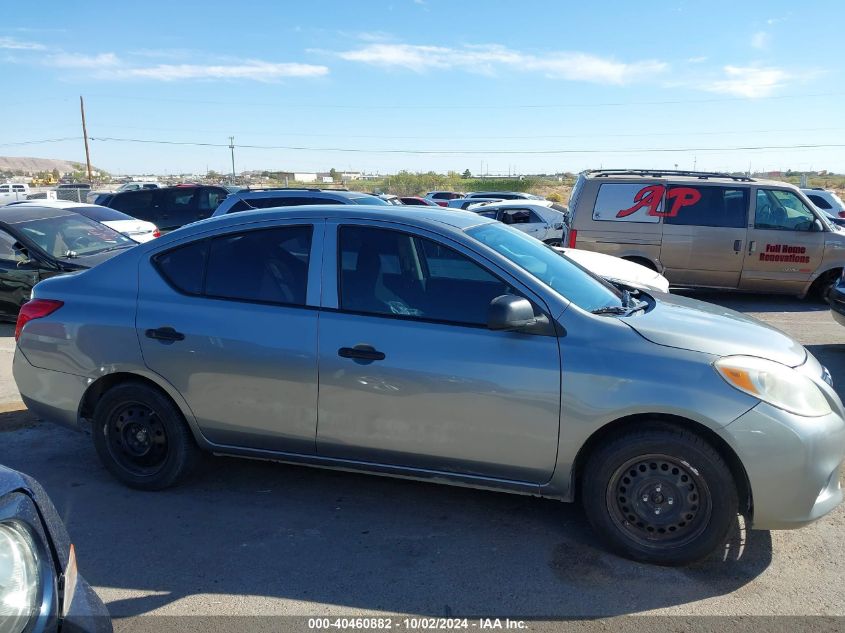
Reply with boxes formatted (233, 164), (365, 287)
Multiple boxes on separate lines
(488, 294), (537, 331)
(813, 218), (825, 232)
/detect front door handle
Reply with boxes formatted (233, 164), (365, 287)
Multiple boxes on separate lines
(748, 240), (757, 254)
(145, 327), (185, 342)
(733, 239), (742, 252)
(338, 345), (385, 362)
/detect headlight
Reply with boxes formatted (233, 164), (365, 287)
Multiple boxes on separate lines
(715, 355), (831, 417)
(0, 522), (40, 633)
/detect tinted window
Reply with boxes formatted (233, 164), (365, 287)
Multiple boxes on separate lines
(339, 226), (516, 326)
(154, 240), (208, 295)
(755, 189), (817, 231)
(198, 188), (227, 215)
(110, 190), (155, 216)
(664, 186), (748, 228)
(808, 194), (832, 210)
(205, 226), (312, 305)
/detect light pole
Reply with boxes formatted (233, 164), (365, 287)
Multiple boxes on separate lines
(229, 136), (236, 184)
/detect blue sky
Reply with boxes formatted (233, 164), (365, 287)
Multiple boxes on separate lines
(2, 0), (843, 176)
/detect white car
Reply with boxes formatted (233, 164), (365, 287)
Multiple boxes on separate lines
(554, 246), (670, 294)
(5, 200), (160, 243)
(801, 188), (845, 219)
(474, 200), (569, 245)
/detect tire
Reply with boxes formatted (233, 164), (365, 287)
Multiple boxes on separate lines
(92, 381), (200, 490)
(810, 270), (839, 303)
(580, 422), (738, 566)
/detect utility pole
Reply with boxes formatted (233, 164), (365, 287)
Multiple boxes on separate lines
(228, 136), (236, 184)
(79, 96), (94, 184)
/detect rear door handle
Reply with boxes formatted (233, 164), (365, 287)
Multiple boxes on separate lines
(145, 327), (185, 342)
(733, 239), (742, 252)
(338, 345), (385, 362)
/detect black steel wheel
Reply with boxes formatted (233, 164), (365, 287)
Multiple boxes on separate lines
(581, 422), (738, 566)
(93, 381), (200, 490)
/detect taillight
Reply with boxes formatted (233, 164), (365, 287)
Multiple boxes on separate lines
(838, 211), (845, 219)
(436, 201), (448, 207)
(15, 299), (64, 341)
(152, 228), (161, 238)
(568, 229), (578, 248)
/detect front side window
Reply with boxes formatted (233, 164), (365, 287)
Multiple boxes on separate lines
(755, 189), (818, 231)
(339, 226), (516, 326)
(664, 186), (748, 228)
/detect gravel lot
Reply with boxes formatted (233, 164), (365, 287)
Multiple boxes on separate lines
(0, 294), (843, 626)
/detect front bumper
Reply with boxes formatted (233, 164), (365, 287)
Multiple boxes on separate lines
(13, 348), (88, 431)
(720, 401), (845, 530)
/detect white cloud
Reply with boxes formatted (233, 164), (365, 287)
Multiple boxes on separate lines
(0, 36), (45, 50)
(335, 43), (667, 84)
(687, 56), (708, 64)
(46, 52), (121, 68)
(111, 60), (328, 81)
(751, 31), (770, 50)
(703, 65), (789, 98)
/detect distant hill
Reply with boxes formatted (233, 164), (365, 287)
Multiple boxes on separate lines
(0, 156), (87, 175)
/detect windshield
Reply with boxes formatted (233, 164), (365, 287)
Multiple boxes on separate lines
(16, 214), (135, 258)
(467, 222), (622, 311)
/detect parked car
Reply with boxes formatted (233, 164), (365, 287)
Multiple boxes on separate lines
(424, 191), (464, 207)
(371, 193), (402, 205)
(0, 183), (30, 205)
(55, 183), (91, 203)
(399, 196), (440, 207)
(555, 247), (670, 293)
(446, 197), (504, 210)
(568, 169), (845, 299)
(103, 185), (229, 233)
(7, 200), (161, 243)
(801, 188), (845, 219)
(0, 464), (112, 632)
(465, 191), (544, 201)
(212, 188), (388, 216)
(0, 204), (136, 319)
(14, 205), (845, 565)
(474, 200), (568, 245)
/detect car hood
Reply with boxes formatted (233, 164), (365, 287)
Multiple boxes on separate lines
(556, 247), (669, 293)
(620, 293), (807, 367)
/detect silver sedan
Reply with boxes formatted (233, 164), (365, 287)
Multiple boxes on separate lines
(13, 205), (845, 565)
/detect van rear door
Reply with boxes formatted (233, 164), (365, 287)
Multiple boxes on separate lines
(659, 185), (749, 288)
(740, 188), (826, 294)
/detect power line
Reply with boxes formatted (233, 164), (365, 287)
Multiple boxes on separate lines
(0, 137), (81, 148)
(87, 135), (845, 155)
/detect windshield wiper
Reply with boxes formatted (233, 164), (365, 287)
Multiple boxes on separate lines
(591, 305), (631, 315)
(91, 244), (133, 254)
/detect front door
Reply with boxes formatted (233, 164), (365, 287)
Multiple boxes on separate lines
(316, 222), (561, 483)
(659, 184), (749, 288)
(740, 188), (826, 294)
(136, 222), (320, 452)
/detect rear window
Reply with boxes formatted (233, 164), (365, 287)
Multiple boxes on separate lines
(807, 194), (832, 210)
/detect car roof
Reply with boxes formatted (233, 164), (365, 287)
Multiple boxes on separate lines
(233, 189), (376, 200)
(581, 169), (800, 188)
(0, 204), (76, 224)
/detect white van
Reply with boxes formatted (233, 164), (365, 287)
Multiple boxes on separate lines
(0, 183), (30, 205)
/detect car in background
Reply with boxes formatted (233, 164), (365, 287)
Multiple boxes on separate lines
(0, 204), (136, 318)
(0, 183), (30, 205)
(371, 193), (403, 205)
(828, 272), (845, 326)
(212, 188), (389, 216)
(446, 197), (504, 210)
(555, 246), (670, 294)
(802, 188), (845, 219)
(474, 200), (568, 246)
(7, 200), (161, 243)
(116, 182), (162, 193)
(55, 183), (92, 203)
(464, 191), (544, 201)
(103, 184), (229, 233)
(14, 204), (845, 566)
(399, 196), (440, 207)
(0, 464), (112, 632)
(424, 191), (464, 206)
(224, 185), (247, 194)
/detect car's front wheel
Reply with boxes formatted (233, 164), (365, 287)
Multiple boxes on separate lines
(92, 381), (200, 490)
(581, 423), (738, 566)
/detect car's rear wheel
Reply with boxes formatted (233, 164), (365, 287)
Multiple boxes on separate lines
(92, 382), (200, 490)
(581, 423), (738, 566)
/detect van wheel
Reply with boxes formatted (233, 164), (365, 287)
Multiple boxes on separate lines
(92, 382), (200, 490)
(810, 270), (839, 302)
(580, 423), (737, 566)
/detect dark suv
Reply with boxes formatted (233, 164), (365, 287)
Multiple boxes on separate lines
(211, 188), (388, 216)
(102, 185), (229, 233)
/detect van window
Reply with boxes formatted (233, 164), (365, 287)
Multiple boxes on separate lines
(755, 189), (817, 232)
(664, 186), (748, 228)
(593, 183), (661, 223)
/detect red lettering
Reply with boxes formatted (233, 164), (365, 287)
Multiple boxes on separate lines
(658, 187), (702, 218)
(616, 185), (664, 218)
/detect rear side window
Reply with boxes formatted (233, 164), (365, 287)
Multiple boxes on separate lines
(807, 194), (832, 210)
(154, 240), (208, 295)
(664, 186), (748, 228)
(205, 227), (312, 305)
(592, 183), (661, 223)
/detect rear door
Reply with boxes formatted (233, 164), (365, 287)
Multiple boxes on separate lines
(740, 188), (826, 293)
(659, 185), (749, 288)
(136, 220), (321, 452)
